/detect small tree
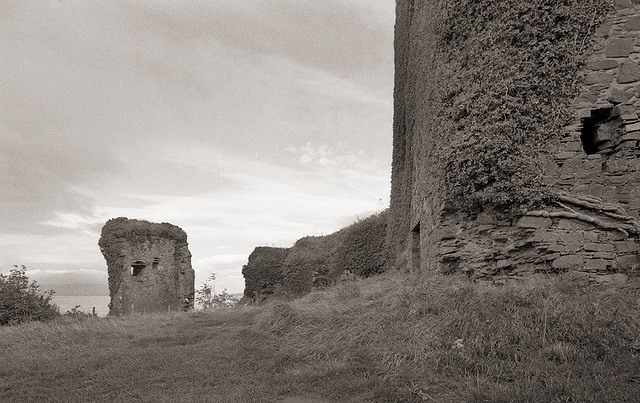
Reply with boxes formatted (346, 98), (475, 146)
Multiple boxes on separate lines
(0, 265), (58, 326)
(196, 273), (217, 309)
(196, 274), (239, 309)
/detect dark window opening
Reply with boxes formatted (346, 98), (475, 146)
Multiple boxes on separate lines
(131, 260), (146, 276)
(580, 107), (622, 154)
(411, 222), (421, 272)
(152, 257), (160, 268)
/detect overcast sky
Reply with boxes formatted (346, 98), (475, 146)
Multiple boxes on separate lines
(0, 0), (394, 294)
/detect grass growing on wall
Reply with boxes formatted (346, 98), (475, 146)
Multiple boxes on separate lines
(241, 246), (290, 303)
(243, 210), (390, 301)
(436, 0), (611, 211)
(2, 271), (639, 402)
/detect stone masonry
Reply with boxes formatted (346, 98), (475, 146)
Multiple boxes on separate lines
(391, 1), (640, 284)
(99, 218), (195, 315)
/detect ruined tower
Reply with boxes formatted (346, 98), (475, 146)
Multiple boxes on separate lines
(99, 217), (195, 315)
(390, 0), (640, 282)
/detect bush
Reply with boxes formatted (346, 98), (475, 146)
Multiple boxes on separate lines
(0, 265), (58, 326)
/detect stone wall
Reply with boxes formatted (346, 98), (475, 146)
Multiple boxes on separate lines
(98, 218), (195, 315)
(390, 0), (640, 283)
(242, 211), (388, 303)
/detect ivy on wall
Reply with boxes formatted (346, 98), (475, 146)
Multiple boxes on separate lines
(241, 247), (290, 302)
(435, 0), (611, 211)
(242, 210), (390, 302)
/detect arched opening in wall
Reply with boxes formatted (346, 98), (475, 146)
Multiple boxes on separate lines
(580, 107), (622, 154)
(131, 260), (146, 277)
(411, 222), (421, 271)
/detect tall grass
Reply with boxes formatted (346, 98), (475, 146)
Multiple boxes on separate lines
(1, 272), (639, 402)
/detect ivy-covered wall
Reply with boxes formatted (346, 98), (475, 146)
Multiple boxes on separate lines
(390, 0), (640, 281)
(242, 211), (389, 302)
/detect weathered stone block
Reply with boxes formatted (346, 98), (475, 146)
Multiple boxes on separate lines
(609, 87), (633, 104)
(621, 132), (640, 142)
(558, 219), (589, 230)
(592, 252), (617, 259)
(606, 39), (634, 57)
(556, 151), (576, 160)
(440, 246), (458, 255)
(621, 112), (639, 121)
(584, 72), (616, 85)
(516, 216), (552, 229)
(583, 231), (600, 242)
(552, 255), (584, 269)
(496, 259), (513, 270)
(615, 240), (639, 252)
(476, 224), (496, 232)
(618, 60), (640, 83)
(543, 253), (561, 261)
(434, 226), (457, 241)
(547, 244), (565, 253)
(618, 104), (637, 115)
(584, 258), (611, 271)
(563, 232), (586, 245)
(625, 15), (640, 30)
(584, 242), (615, 252)
(590, 59), (619, 70)
(625, 122), (640, 131)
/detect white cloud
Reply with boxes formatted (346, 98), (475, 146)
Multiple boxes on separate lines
(0, 0), (394, 295)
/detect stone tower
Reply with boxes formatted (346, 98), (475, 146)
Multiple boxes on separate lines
(389, 0), (640, 282)
(99, 217), (195, 315)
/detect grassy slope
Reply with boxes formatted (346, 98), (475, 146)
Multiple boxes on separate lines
(1, 272), (639, 402)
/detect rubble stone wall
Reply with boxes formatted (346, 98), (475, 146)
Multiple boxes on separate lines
(391, 0), (640, 283)
(99, 218), (195, 315)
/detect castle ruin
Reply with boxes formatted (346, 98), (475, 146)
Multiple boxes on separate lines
(98, 218), (195, 315)
(389, 0), (640, 283)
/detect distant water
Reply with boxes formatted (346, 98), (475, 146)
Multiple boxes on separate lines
(51, 296), (111, 317)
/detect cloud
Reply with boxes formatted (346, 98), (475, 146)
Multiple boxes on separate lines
(0, 0), (394, 294)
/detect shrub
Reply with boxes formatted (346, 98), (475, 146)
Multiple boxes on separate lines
(0, 265), (58, 326)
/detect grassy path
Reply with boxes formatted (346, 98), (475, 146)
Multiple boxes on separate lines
(2, 271), (640, 402)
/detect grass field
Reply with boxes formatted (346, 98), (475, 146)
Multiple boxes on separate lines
(1, 271), (639, 402)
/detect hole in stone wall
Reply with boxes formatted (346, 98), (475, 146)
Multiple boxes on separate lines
(131, 260), (146, 276)
(580, 107), (622, 154)
(411, 222), (421, 271)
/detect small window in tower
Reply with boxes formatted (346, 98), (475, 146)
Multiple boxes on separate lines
(131, 260), (146, 276)
(580, 107), (622, 154)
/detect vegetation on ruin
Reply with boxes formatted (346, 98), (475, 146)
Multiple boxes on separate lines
(98, 217), (189, 300)
(243, 210), (389, 301)
(1, 270), (639, 402)
(436, 0), (611, 212)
